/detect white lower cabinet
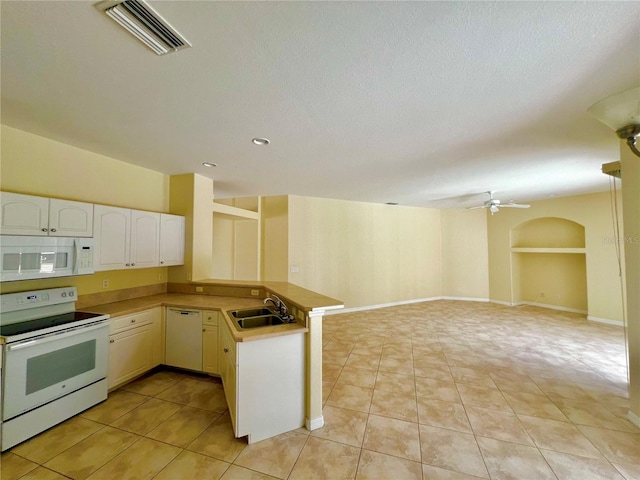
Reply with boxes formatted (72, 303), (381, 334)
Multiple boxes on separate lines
(219, 318), (305, 444)
(202, 310), (219, 374)
(108, 308), (162, 389)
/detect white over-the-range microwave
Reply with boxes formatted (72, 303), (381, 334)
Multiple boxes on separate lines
(0, 236), (95, 282)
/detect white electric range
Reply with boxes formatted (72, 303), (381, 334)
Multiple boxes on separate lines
(0, 287), (109, 450)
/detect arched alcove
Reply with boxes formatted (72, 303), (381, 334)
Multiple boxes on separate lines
(510, 217), (587, 312)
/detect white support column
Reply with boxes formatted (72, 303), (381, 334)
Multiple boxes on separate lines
(305, 310), (324, 430)
(621, 142), (640, 426)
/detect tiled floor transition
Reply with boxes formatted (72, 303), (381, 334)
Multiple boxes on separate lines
(2, 300), (639, 479)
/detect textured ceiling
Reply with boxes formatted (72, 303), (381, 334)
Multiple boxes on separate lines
(1, 1), (639, 208)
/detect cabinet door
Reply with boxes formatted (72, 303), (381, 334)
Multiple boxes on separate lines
(108, 324), (152, 389)
(48, 199), (93, 237)
(93, 205), (130, 271)
(0, 192), (49, 236)
(130, 210), (160, 269)
(202, 326), (219, 374)
(225, 353), (237, 432)
(159, 214), (185, 266)
(219, 319), (237, 432)
(151, 307), (164, 367)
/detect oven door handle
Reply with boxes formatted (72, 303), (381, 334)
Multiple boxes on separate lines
(6, 321), (109, 351)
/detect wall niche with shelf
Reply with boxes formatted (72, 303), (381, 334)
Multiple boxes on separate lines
(212, 197), (260, 281)
(510, 217), (587, 312)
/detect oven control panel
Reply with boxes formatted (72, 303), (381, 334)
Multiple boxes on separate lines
(1, 287), (77, 314)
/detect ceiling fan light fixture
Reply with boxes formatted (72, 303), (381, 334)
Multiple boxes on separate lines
(466, 191), (530, 215)
(588, 86), (640, 158)
(96, 0), (191, 55)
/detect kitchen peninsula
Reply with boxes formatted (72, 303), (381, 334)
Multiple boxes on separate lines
(80, 280), (343, 444)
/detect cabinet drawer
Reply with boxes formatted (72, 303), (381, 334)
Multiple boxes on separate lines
(202, 310), (219, 326)
(110, 309), (153, 334)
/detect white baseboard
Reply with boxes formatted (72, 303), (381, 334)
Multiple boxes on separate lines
(628, 410), (640, 428)
(306, 416), (324, 431)
(326, 298), (618, 328)
(587, 315), (624, 327)
(325, 297), (442, 315)
(490, 299), (518, 306)
(515, 301), (587, 315)
(441, 296), (490, 302)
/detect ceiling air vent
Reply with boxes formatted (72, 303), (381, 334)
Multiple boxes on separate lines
(96, 0), (191, 55)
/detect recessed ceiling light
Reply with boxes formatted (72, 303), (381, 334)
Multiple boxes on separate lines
(252, 138), (270, 146)
(202, 162), (217, 167)
(385, 202), (399, 205)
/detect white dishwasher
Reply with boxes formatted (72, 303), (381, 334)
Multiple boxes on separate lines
(165, 309), (203, 371)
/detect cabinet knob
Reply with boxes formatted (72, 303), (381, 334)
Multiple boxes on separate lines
(203, 329), (206, 332)
(125, 263), (130, 266)
(109, 339), (115, 343)
(131, 319), (136, 323)
(160, 261), (164, 264)
(224, 347), (229, 353)
(50, 228), (57, 232)
(41, 228), (48, 232)
(131, 263), (135, 266)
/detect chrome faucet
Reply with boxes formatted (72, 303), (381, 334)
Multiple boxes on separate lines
(264, 295), (295, 323)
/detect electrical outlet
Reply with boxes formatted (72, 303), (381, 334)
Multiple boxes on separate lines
(102, 279), (109, 288)
(158, 273), (163, 281)
(196, 286), (203, 293)
(290, 266), (299, 273)
(251, 289), (260, 296)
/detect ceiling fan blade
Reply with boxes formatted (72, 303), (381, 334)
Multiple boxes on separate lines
(501, 203), (530, 208)
(466, 205), (487, 210)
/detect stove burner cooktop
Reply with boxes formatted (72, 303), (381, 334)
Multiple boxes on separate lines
(0, 311), (104, 338)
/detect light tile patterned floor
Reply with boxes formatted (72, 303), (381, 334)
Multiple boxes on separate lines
(3, 301), (639, 480)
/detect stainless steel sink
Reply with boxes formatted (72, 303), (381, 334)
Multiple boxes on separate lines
(228, 307), (288, 330)
(229, 307), (276, 319)
(235, 315), (285, 329)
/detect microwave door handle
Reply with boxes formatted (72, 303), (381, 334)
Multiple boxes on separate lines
(72, 238), (80, 275)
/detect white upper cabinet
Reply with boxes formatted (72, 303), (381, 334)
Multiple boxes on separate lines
(48, 199), (94, 237)
(94, 205), (172, 271)
(1, 192), (93, 237)
(93, 205), (131, 271)
(130, 210), (160, 269)
(159, 213), (185, 266)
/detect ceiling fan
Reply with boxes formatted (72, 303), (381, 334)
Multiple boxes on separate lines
(467, 191), (530, 215)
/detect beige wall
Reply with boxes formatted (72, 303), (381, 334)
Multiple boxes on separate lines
(488, 191), (624, 323)
(261, 196), (289, 282)
(1, 125), (168, 211)
(441, 208), (489, 300)
(234, 219), (259, 280)
(212, 216), (235, 279)
(518, 253), (588, 311)
(0, 125), (171, 295)
(287, 195), (443, 309)
(169, 174), (215, 283)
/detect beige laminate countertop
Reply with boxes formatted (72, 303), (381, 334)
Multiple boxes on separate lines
(85, 293), (308, 342)
(196, 279), (344, 312)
